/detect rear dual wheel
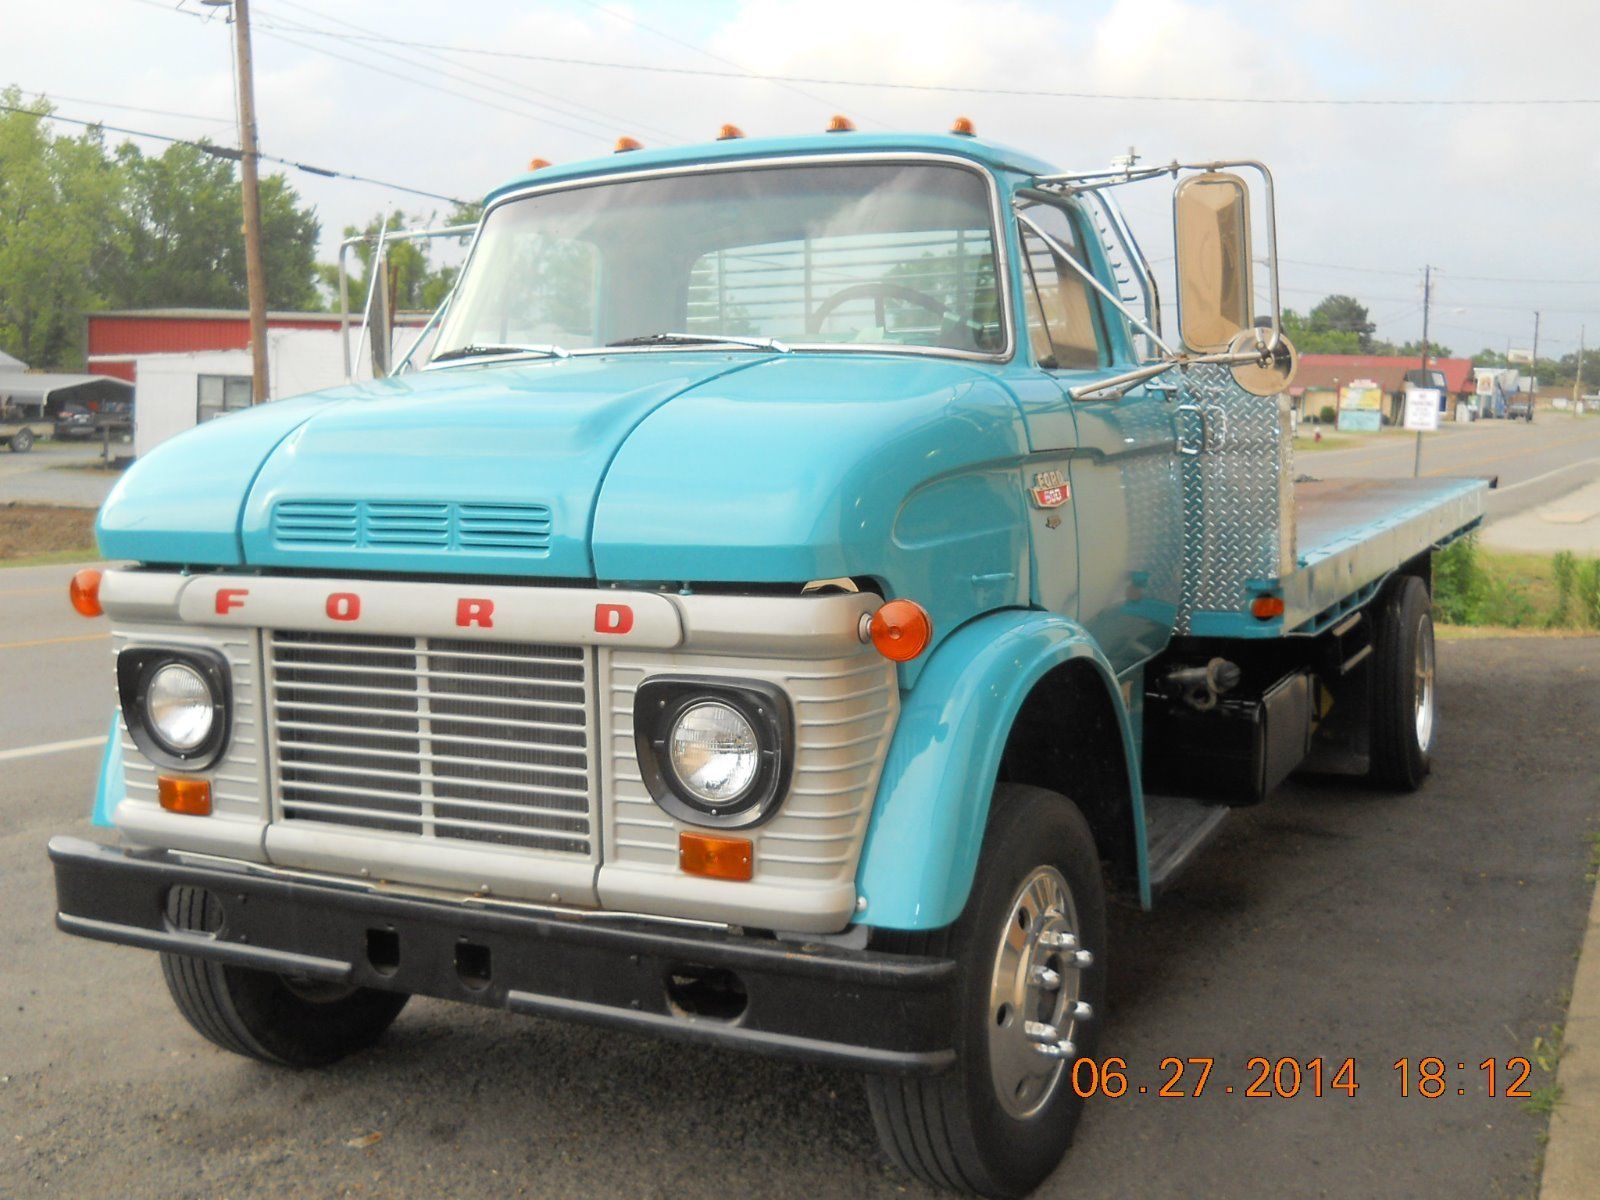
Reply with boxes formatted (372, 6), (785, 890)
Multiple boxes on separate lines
(1368, 574), (1435, 791)
(867, 785), (1107, 1198)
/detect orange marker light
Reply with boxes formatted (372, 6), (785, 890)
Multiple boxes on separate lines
(526, 156), (552, 170)
(614, 136), (643, 153)
(69, 568), (103, 617)
(869, 599), (933, 662)
(158, 776), (212, 817)
(1251, 594), (1286, 620)
(717, 123), (745, 140)
(825, 114), (856, 133)
(950, 116), (977, 136)
(679, 832), (753, 881)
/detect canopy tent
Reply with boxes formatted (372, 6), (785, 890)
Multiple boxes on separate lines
(0, 370), (132, 413)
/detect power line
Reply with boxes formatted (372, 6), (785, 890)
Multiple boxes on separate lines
(0, 102), (470, 204)
(200, 25), (1600, 108)
(263, 0), (683, 141)
(5, 87), (230, 126)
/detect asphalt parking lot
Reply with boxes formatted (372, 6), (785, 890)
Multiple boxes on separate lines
(2, 558), (1596, 1199)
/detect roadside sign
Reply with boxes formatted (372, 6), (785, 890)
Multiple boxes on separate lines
(1404, 387), (1441, 432)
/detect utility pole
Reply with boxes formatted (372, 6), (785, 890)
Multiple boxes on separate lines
(1413, 265), (1432, 477)
(1575, 324), (1585, 408)
(209, 0), (270, 404)
(1531, 310), (1541, 415)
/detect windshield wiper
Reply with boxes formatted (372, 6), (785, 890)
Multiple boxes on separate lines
(606, 332), (791, 353)
(431, 342), (569, 363)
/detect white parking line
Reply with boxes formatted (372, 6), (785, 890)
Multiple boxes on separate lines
(0, 735), (105, 763)
(1491, 456), (1600, 495)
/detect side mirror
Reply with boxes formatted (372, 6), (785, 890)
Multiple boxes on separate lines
(1173, 172), (1253, 354)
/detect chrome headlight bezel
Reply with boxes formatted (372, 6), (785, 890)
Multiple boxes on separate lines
(116, 646), (232, 771)
(633, 677), (793, 829)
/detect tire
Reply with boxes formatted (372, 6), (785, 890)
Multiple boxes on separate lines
(1367, 574), (1435, 791)
(865, 785), (1108, 1198)
(10, 427), (33, 453)
(159, 886), (409, 1067)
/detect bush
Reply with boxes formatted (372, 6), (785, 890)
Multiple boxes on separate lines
(1554, 551), (1600, 629)
(1432, 538), (1536, 628)
(1318, 405), (1337, 425)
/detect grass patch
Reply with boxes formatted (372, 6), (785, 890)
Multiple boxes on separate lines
(1433, 539), (1600, 632)
(0, 504), (98, 563)
(1522, 1026), (1566, 1118)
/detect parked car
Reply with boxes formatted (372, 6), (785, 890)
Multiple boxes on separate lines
(53, 404), (97, 441)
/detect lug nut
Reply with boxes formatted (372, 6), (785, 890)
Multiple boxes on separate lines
(1031, 965), (1062, 990)
(1034, 1040), (1076, 1059)
(1037, 929), (1078, 950)
(1024, 1020), (1060, 1044)
(1071, 948), (1094, 968)
(1068, 1000), (1093, 1021)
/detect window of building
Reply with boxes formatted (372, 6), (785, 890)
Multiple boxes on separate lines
(197, 375), (253, 423)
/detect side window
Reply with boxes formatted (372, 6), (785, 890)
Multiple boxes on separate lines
(1017, 203), (1108, 370)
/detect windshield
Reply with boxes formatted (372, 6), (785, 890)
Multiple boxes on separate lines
(431, 162), (1006, 362)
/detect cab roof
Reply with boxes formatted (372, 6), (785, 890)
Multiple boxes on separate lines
(483, 131), (1061, 205)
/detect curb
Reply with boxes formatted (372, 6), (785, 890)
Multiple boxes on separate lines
(1539, 871), (1600, 1199)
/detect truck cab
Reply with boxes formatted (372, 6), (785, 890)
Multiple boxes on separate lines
(50, 125), (1484, 1198)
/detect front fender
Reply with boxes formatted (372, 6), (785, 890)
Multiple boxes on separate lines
(91, 711), (123, 829)
(853, 609), (1143, 931)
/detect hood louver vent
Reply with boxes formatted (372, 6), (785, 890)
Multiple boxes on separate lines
(272, 500), (551, 556)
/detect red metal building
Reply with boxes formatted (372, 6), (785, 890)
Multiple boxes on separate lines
(85, 309), (361, 384)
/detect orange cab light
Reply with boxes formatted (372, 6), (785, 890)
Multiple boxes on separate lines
(614, 136), (643, 153)
(950, 116), (976, 136)
(679, 832), (753, 881)
(1251, 594), (1286, 621)
(869, 599), (933, 662)
(825, 114), (856, 133)
(526, 156), (552, 170)
(69, 568), (103, 617)
(717, 123), (745, 140)
(158, 776), (212, 817)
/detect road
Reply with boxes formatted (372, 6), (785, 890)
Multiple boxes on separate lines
(1299, 412), (1600, 528)
(0, 441), (121, 509)
(2, 560), (1597, 1198)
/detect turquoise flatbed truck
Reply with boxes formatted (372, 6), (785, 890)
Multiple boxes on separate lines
(49, 124), (1485, 1197)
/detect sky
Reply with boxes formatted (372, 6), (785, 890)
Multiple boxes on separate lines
(4, 0), (1598, 359)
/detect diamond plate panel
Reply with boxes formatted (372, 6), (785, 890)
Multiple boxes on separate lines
(1176, 365), (1296, 631)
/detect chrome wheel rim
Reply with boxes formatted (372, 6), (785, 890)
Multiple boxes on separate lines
(1414, 614), (1436, 752)
(987, 865), (1088, 1119)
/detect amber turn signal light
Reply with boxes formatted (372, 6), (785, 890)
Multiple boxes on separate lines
(679, 832), (753, 881)
(526, 156), (552, 170)
(950, 116), (976, 136)
(717, 123), (745, 140)
(614, 136), (643, 153)
(869, 599), (933, 662)
(825, 114), (856, 132)
(1251, 594), (1286, 620)
(158, 776), (212, 817)
(69, 568), (103, 617)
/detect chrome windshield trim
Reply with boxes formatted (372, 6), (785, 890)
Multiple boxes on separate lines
(431, 151), (1016, 368)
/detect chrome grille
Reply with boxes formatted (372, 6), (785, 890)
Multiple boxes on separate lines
(268, 630), (595, 856)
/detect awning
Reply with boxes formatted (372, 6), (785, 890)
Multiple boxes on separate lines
(0, 371), (132, 409)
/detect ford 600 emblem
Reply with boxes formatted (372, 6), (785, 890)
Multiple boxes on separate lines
(1030, 470), (1070, 509)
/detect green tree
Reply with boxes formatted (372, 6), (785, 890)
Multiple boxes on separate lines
(1308, 294), (1376, 351)
(0, 89), (123, 367)
(109, 140), (320, 310)
(1282, 307), (1360, 354)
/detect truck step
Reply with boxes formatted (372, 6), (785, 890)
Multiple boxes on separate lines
(1144, 793), (1230, 892)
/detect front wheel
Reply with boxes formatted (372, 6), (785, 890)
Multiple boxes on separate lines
(866, 784), (1107, 1198)
(10, 428), (33, 453)
(1368, 574), (1435, 791)
(160, 887), (409, 1067)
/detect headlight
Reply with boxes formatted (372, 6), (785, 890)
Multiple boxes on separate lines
(117, 647), (231, 770)
(634, 678), (793, 829)
(146, 662), (216, 753)
(668, 702), (760, 806)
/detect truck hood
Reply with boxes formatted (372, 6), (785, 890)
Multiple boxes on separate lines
(99, 353), (1031, 606)
(98, 353), (771, 574)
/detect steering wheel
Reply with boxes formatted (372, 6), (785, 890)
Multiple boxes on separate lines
(806, 281), (955, 337)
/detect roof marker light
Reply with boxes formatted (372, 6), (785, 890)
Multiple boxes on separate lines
(614, 136), (643, 153)
(825, 115), (856, 133)
(526, 156), (552, 170)
(951, 116), (977, 136)
(717, 124), (745, 140)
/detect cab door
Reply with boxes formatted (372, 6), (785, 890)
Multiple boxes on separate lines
(1013, 196), (1183, 675)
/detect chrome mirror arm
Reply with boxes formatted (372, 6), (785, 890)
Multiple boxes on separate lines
(1068, 347), (1274, 402)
